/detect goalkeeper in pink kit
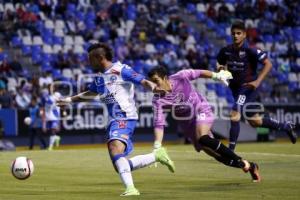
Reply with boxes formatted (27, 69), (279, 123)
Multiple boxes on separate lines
(148, 67), (261, 182)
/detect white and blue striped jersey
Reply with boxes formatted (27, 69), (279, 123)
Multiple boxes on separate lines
(41, 92), (61, 121)
(88, 61), (145, 123)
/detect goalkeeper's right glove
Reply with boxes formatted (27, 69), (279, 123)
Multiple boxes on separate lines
(212, 70), (233, 86)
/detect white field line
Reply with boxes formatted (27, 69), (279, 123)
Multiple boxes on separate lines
(167, 150), (300, 158)
(23, 149), (300, 158)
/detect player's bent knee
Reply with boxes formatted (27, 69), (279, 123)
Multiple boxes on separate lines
(108, 140), (125, 155)
(248, 119), (261, 127)
(247, 114), (263, 127)
(230, 111), (241, 122)
(198, 135), (220, 150)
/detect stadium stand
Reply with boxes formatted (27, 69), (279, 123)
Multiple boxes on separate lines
(0, 0), (300, 110)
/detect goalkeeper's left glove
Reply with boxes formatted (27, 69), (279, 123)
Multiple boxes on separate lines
(212, 70), (233, 86)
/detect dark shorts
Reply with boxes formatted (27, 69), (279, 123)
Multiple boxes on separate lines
(178, 118), (214, 152)
(232, 87), (261, 118)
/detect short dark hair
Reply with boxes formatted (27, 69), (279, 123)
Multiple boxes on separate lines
(87, 43), (113, 61)
(231, 19), (245, 31)
(148, 67), (168, 79)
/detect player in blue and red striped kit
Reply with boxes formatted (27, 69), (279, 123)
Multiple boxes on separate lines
(217, 20), (297, 151)
(57, 43), (175, 196)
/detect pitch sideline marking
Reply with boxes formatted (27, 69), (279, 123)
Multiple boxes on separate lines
(167, 150), (300, 158)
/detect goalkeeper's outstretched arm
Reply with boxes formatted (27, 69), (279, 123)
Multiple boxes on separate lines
(190, 69), (233, 86)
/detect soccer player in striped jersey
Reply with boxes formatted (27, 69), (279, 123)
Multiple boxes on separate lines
(41, 87), (62, 150)
(57, 43), (175, 196)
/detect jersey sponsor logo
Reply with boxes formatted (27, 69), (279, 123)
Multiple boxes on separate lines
(121, 134), (129, 140)
(227, 61), (244, 66)
(110, 75), (117, 83)
(239, 51), (246, 58)
(100, 93), (117, 104)
(117, 120), (127, 129)
(111, 130), (119, 137)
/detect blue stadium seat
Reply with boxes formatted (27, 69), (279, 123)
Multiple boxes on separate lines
(52, 69), (62, 79)
(225, 0), (236, 3)
(53, 36), (63, 45)
(186, 3), (196, 14)
(206, 83), (216, 90)
(76, 11), (85, 21)
(67, 3), (76, 13)
(196, 12), (206, 22)
(225, 35), (232, 43)
(86, 20), (96, 30)
(126, 10), (136, 20)
(273, 34), (286, 42)
(11, 36), (22, 47)
(42, 36), (53, 45)
(41, 62), (52, 71)
(277, 73), (288, 83)
(0, 52), (8, 61)
(85, 11), (96, 21)
(42, 28), (53, 37)
(206, 19), (215, 29)
(22, 45), (31, 56)
(288, 82), (298, 91)
(263, 35), (273, 43)
(32, 53), (42, 64)
(42, 53), (53, 62)
(83, 68), (93, 74)
(216, 83), (227, 97)
(216, 27), (226, 38)
(31, 45), (42, 54)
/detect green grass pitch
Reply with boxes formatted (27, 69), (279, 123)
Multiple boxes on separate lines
(1, 142), (300, 200)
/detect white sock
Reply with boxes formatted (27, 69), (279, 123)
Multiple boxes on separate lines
(129, 153), (156, 171)
(115, 157), (134, 188)
(49, 135), (56, 147)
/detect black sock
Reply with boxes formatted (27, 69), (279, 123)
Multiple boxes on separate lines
(262, 115), (285, 130)
(229, 121), (240, 151)
(214, 156), (243, 168)
(199, 135), (245, 168)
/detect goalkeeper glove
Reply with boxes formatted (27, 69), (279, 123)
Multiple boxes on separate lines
(212, 70), (233, 86)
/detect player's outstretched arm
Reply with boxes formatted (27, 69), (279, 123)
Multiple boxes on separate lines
(56, 91), (98, 106)
(196, 70), (233, 86)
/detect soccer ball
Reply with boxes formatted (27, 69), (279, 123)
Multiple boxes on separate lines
(11, 157), (34, 180)
(24, 117), (32, 125)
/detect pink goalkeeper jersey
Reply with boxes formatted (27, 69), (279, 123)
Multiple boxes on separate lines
(153, 69), (214, 130)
